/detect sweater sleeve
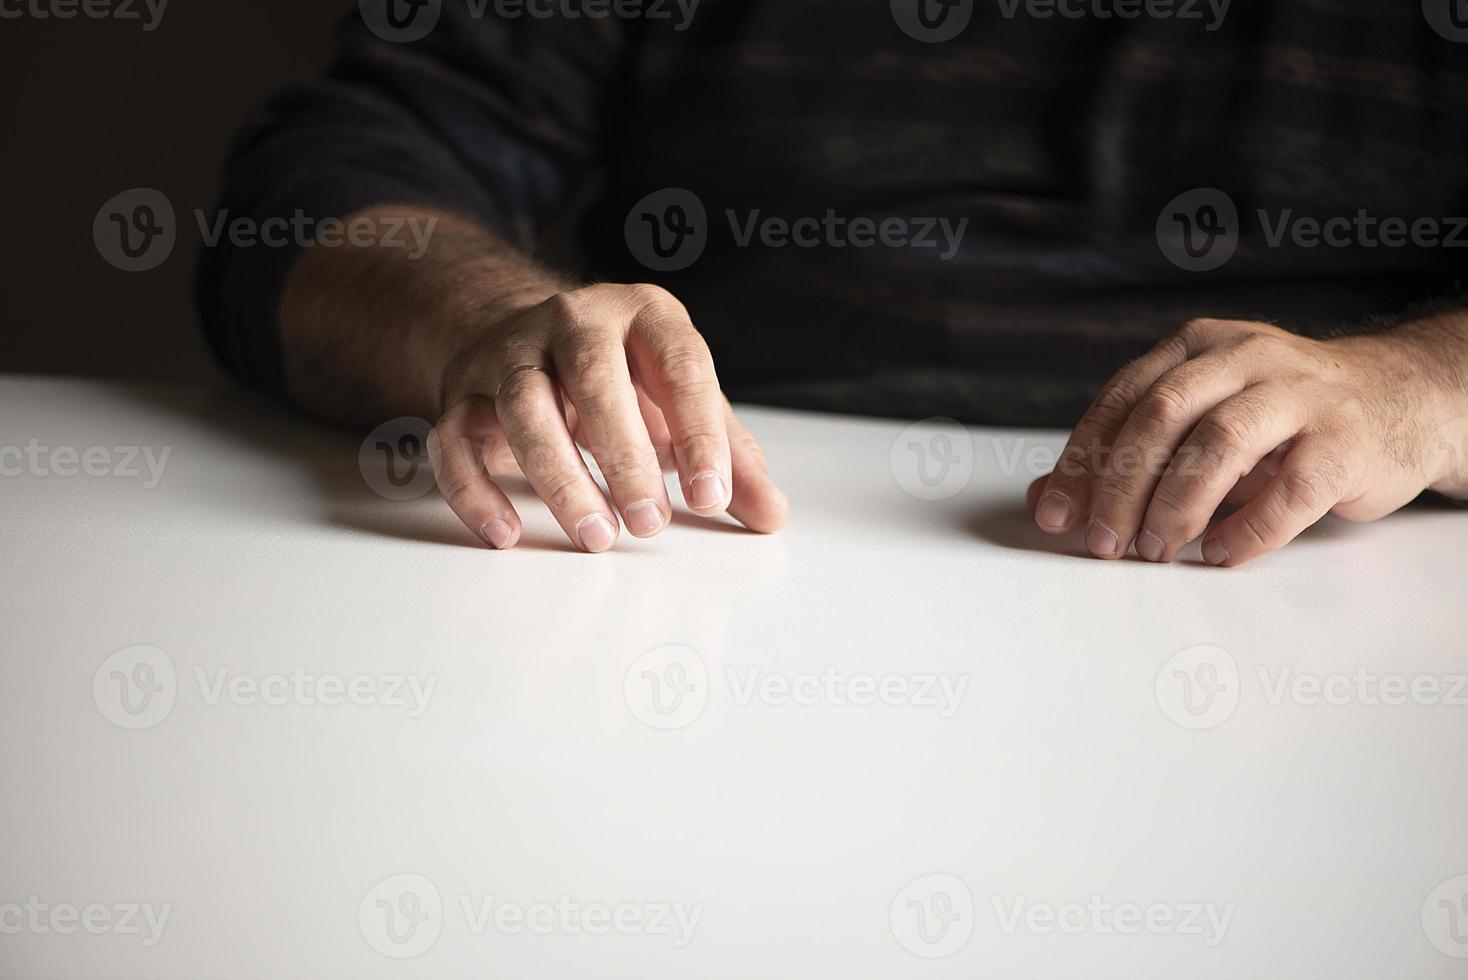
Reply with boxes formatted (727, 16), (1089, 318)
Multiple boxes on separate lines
(195, 6), (629, 395)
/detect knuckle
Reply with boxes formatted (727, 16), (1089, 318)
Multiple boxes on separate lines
(733, 431), (766, 467)
(1278, 471), (1324, 512)
(494, 370), (541, 412)
(566, 345), (624, 395)
(627, 282), (684, 316)
(1279, 464), (1340, 513)
(541, 471), (584, 513)
(440, 478), (478, 513)
(1229, 330), (1283, 360)
(679, 422), (725, 449)
(1134, 384), (1193, 428)
(1176, 318), (1219, 345)
(1145, 481), (1191, 526)
(542, 290), (587, 326)
(1090, 379), (1143, 430)
(596, 445), (654, 485)
(1193, 412), (1251, 458)
(428, 424), (470, 471)
(1090, 478), (1136, 515)
(1238, 511), (1277, 550)
(658, 343), (716, 395)
(1154, 332), (1191, 363)
(1053, 443), (1094, 481)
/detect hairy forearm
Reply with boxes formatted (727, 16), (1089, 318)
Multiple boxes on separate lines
(278, 206), (574, 426)
(1359, 307), (1468, 497)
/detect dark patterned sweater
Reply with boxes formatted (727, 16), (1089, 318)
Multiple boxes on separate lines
(197, 0), (1468, 425)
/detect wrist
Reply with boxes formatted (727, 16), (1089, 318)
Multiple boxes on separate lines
(1337, 325), (1468, 495)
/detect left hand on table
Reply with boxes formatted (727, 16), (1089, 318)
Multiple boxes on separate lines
(1026, 317), (1468, 566)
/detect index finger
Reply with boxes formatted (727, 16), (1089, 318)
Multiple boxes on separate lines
(625, 288), (732, 516)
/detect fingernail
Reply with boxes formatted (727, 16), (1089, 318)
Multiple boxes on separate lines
(1203, 538), (1230, 566)
(1086, 520), (1119, 558)
(481, 519), (513, 550)
(576, 513), (617, 553)
(689, 472), (728, 511)
(623, 499), (666, 537)
(1137, 529), (1165, 563)
(1035, 491), (1072, 529)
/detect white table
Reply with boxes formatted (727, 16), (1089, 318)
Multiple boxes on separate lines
(2, 376), (1466, 979)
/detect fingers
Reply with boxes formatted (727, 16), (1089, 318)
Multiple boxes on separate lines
(724, 402), (789, 533)
(1201, 433), (1357, 567)
(1085, 354), (1252, 559)
(494, 364), (621, 553)
(1136, 386), (1309, 562)
(428, 395), (522, 549)
(1034, 330), (1193, 535)
(625, 289), (733, 516)
(637, 386), (678, 472)
(1026, 474), (1047, 515)
(549, 322), (670, 538)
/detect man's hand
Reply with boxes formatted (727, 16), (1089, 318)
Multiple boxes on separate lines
(1026, 317), (1468, 567)
(278, 208), (785, 554)
(430, 283), (788, 552)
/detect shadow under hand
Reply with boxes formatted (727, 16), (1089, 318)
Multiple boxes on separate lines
(126, 384), (585, 551)
(964, 501), (1091, 559)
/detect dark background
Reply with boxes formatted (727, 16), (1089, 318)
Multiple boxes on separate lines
(1, 2), (345, 380)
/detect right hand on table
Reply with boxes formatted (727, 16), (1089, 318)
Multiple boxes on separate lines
(428, 283), (789, 552)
